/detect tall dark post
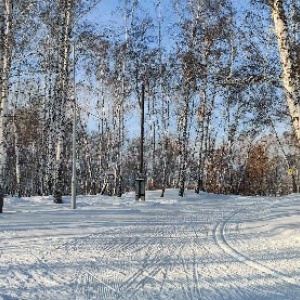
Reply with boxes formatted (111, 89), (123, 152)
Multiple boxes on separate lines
(135, 81), (146, 201)
(0, 185), (3, 213)
(140, 82), (145, 176)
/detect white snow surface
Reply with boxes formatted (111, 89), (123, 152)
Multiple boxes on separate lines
(0, 189), (300, 299)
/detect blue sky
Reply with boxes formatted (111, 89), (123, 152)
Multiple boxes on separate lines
(80, 0), (177, 46)
(79, 0), (176, 135)
(79, 0), (256, 55)
(78, 0), (270, 137)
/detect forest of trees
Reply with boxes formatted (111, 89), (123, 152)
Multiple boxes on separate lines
(0, 0), (300, 201)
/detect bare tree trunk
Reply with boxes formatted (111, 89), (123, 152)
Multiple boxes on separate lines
(12, 103), (21, 196)
(272, 0), (300, 141)
(196, 87), (211, 194)
(178, 97), (189, 197)
(115, 88), (123, 197)
(53, 0), (73, 203)
(80, 120), (95, 194)
(0, 0), (13, 192)
(158, 0), (167, 197)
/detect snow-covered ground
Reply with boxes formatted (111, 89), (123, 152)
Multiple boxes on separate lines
(0, 189), (300, 300)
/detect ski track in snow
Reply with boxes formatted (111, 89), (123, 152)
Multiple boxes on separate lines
(0, 191), (300, 299)
(213, 208), (300, 287)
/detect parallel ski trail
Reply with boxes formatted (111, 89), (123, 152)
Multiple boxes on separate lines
(2, 191), (300, 299)
(214, 209), (300, 287)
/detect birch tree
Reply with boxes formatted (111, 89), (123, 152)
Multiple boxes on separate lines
(52, 0), (74, 203)
(0, 0), (13, 193)
(252, 0), (300, 141)
(270, 0), (300, 141)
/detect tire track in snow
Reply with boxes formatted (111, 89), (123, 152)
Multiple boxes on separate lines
(214, 209), (300, 287)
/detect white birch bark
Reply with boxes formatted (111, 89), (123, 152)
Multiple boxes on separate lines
(12, 97), (21, 196)
(53, 0), (73, 203)
(272, 0), (300, 141)
(178, 96), (189, 197)
(157, 0), (168, 197)
(0, 0), (13, 190)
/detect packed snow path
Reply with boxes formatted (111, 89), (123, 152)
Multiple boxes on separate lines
(0, 190), (300, 299)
